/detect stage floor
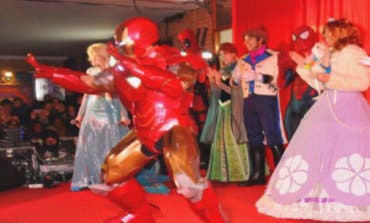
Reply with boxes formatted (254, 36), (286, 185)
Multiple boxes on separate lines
(0, 182), (339, 223)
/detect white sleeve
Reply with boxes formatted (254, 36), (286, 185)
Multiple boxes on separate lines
(326, 46), (370, 91)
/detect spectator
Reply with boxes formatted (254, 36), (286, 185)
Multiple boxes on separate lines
(64, 104), (79, 136)
(11, 97), (30, 125)
(49, 115), (68, 137)
(27, 121), (44, 144)
(41, 129), (60, 160)
(0, 99), (13, 125)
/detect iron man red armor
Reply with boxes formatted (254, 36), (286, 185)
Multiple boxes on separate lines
(26, 17), (225, 223)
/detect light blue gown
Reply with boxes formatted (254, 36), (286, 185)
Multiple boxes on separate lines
(71, 92), (129, 190)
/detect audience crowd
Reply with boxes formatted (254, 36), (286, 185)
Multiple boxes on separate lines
(0, 94), (82, 160)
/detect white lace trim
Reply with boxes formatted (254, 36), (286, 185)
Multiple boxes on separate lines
(257, 194), (370, 222)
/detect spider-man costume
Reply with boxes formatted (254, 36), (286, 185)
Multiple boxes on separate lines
(278, 25), (318, 140)
(26, 17), (225, 223)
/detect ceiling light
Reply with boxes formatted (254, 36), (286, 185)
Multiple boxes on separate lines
(4, 71), (14, 78)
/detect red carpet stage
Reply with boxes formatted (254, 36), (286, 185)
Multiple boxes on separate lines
(0, 182), (351, 223)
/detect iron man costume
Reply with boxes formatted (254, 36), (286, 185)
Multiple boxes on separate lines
(26, 17), (225, 223)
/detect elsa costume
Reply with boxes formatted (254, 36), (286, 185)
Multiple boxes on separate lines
(257, 44), (370, 221)
(71, 67), (129, 191)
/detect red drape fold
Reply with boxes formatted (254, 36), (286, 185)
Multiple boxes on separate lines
(233, 0), (370, 54)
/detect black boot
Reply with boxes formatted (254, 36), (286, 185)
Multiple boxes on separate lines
(270, 144), (285, 166)
(239, 145), (265, 186)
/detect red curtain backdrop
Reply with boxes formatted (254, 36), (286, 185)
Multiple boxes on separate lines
(232, 0), (370, 54)
(232, 0), (370, 107)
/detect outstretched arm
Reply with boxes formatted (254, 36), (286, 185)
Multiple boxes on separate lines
(26, 53), (104, 94)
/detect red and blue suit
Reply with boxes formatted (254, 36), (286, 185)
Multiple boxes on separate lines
(278, 25), (318, 140)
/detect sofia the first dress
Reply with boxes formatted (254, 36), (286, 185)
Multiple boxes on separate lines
(257, 45), (370, 221)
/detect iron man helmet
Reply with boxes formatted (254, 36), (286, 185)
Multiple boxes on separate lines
(114, 17), (159, 57)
